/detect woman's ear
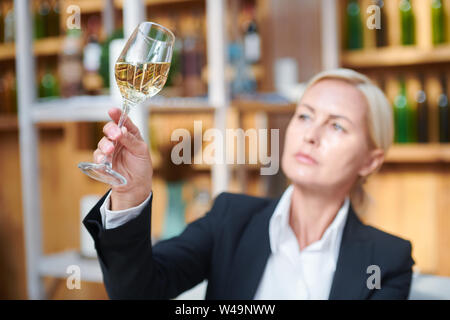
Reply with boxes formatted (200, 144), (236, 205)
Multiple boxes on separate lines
(358, 148), (385, 178)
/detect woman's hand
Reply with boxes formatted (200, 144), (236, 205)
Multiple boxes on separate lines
(94, 107), (153, 211)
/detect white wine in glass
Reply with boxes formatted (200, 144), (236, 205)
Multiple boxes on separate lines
(78, 22), (175, 186)
(114, 62), (171, 104)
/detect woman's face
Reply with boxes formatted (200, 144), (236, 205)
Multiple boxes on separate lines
(281, 79), (383, 192)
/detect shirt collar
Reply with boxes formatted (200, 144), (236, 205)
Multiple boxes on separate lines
(269, 184), (350, 256)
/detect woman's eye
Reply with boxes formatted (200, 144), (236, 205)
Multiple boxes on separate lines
(332, 123), (346, 132)
(298, 113), (310, 120)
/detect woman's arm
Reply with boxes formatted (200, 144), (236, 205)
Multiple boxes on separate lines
(83, 191), (229, 299)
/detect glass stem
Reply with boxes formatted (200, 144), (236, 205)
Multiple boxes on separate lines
(103, 100), (131, 168)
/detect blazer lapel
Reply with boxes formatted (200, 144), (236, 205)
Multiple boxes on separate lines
(328, 205), (374, 300)
(226, 197), (280, 299)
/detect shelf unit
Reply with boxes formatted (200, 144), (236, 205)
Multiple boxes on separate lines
(0, 36), (64, 61)
(15, 0), (228, 299)
(70, 0), (201, 14)
(341, 45), (450, 68)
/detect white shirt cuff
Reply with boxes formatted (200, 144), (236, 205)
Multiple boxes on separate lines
(100, 190), (153, 229)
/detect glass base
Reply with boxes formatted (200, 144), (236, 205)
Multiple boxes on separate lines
(78, 162), (127, 186)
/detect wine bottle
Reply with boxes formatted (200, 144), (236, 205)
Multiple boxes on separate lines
(83, 35), (103, 95)
(39, 66), (59, 98)
(375, 0), (388, 47)
(0, 77), (6, 114)
(0, 3), (5, 43)
(165, 15), (182, 89)
(346, 0), (364, 50)
(99, 29), (124, 90)
(438, 74), (449, 142)
(399, 0), (415, 46)
(59, 29), (83, 97)
(38, 0), (50, 38)
(34, 1), (45, 40)
(431, 0), (446, 45)
(244, 6), (260, 64)
(416, 74), (428, 143)
(181, 13), (204, 97)
(4, 3), (15, 43)
(394, 77), (411, 143)
(9, 72), (17, 114)
(47, 0), (60, 37)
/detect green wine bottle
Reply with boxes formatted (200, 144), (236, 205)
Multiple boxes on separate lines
(394, 78), (410, 143)
(346, 0), (363, 50)
(400, 0), (415, 45)
(99, 29), (124, 90)
(34, 1), (45, 40)
(38, 1), (50, 38)
(432, 0), (446, 45)
(438, 74), (449, 142)
(39, 67), (59, 98)
(416, 74), (429, 143)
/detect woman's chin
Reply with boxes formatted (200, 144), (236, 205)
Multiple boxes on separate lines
(285, 168), (321, 187)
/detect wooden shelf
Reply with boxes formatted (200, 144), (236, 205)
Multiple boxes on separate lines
(385, 144), (450, 163)
(341, 45), (450, 68)
(0, 37), (64, 61)
(73, 0), (202, 13)
(232, 100), (296, 114)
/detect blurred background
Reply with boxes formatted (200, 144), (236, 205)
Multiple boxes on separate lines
(0, 0), (449, 299)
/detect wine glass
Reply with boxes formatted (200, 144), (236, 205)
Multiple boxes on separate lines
(78, 22), (175, 186)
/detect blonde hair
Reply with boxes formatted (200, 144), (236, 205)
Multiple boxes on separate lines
(300, 68), (394, 214)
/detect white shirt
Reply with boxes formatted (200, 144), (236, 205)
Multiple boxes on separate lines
(254, 184), (350, 300)
(99, 185), (349, 300)
(100, 190), (153, 229)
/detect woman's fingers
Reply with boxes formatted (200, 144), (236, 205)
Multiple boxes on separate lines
(117, 126), (149, 157)
(98, 136), (115, 155)
(93, 149), (105, 163)
(107, 107), (143, 140)
(101, 123), (148, 158)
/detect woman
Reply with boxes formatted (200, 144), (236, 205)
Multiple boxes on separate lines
(84, 69), (414, 300)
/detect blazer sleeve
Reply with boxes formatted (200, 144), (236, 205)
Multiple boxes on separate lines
(368, 240), (415, 300)
(83, 190), (229, 300)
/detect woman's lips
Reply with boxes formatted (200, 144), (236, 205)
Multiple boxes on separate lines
(295, 151), (318, 165)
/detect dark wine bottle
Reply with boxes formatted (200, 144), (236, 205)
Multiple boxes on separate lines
(438, 74), (449, 142)
(431, 0), (446, 45)
(0, 77), (6, 114)
(47, 0), (60, 37)
(0, 3), (5, 43)
(346, 0), (364, 50)
(400, 0), (415, 46)
(375, 0), (388, 47)
(416, 74), (428, 143)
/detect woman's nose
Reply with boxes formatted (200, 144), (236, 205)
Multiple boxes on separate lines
(303, 125), (321, 145)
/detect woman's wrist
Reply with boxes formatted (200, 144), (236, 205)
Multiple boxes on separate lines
(110, 188), (152, 211)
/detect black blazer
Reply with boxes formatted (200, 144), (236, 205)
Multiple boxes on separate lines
(83, 190), (415, 300)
